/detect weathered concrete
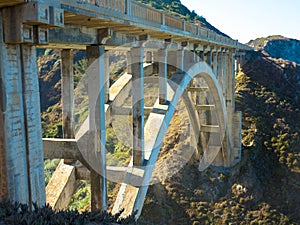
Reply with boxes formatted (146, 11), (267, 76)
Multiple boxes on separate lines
(130, 47), (145, 166)
(0, 8), (45, 205)
(21, 45), (46, 206)
(61, 49), (75, 139)
(158, 48), (168, 104)
(87, 45), (107, 211)
(46, 161), (77, 210)
(0, 10), (8, 200)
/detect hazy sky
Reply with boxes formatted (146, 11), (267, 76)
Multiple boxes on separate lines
(180, 0), (300, 43)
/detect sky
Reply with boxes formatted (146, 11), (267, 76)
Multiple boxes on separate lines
(180, 0), (300, 44)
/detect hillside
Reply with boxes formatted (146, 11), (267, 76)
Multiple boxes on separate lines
(248, 35), (300, 64)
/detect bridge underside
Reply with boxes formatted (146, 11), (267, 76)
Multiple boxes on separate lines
(0, 0), (248, 219)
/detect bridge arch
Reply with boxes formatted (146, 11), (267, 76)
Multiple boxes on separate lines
(125, 61), (233, 218)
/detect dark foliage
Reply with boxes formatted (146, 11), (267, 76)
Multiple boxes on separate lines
(0, 200), (136, 225)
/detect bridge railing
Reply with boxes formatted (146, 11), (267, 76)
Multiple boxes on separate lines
(60, 0), (251, 50)
(131, 1), (162, 25)
(164, 14), (184, 30)
(75, 0), (126, 13)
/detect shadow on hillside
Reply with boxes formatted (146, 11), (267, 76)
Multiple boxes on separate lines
(236, 51), (300, 223)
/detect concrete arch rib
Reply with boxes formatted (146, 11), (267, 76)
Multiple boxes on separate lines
(132, 61), (232, 218)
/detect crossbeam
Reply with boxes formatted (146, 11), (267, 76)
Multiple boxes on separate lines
(195, 105), (215, 110)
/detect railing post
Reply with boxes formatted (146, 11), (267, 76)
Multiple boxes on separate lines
(161, 11), (165, 26)
(125, 0), (131, 16)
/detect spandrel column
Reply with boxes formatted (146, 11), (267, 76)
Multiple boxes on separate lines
(86, 45), (107, 211)
(158, 48), (168, 104)
(130, 47), (145, 166)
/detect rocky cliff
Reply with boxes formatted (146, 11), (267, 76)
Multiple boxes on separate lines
(248, 35), (300, 64)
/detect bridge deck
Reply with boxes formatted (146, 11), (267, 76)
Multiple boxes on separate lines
(0, 0), (252, 50)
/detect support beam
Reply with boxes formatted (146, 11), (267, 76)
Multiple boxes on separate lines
(127, 51), (133, 74)
(186, 87), (209, 92)
(206, 51), (212, 66)
(61, 49), (74, 139)
(226, 51), (235, 110)
(195, 105), (215, 111)
(46, 161), (77, 210)
(130, 47), (145, 166)
(200, 51), (204, 62)
(176, 48), (184, 73)
(213, 51), (218, 76)
(21, 44), (46, 206)
(0, 104), (7, 200)
(145, 51), (152, 64)
(86, 45), (107, 211)
(112, 106), (153, 115)
(217, 51), (222, 85)
(0, 56), (7, 200)
(0, 11), (8, 200)
(222, 52), (227, 97)
(43, 138), (81, 160)
(158, 48), (168, 104)
(0, 41), (28, 204)
(61, 49), (75, 166)
(200, 124), (220, 133)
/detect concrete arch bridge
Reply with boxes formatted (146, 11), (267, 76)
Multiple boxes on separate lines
(0, 0), (251, 219)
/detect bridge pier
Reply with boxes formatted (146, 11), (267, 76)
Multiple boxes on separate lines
(217, 50), (223, 84)
(86, 45), (108, 211)
(61, 49), (75, 140)
(130, 47), (145, 166)
(213, 51), (218, 75)
(0, 11), (7, 200)
(176, 47), (185, 73)
(46, 49), (78, 210)
(158, 48), (168, 104)
(0, 10), (46, 205)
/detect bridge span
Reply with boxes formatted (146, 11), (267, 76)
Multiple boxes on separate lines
(0, 0), (251, 219)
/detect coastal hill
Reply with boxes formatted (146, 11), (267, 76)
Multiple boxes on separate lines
(248, 35), (300, 64)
